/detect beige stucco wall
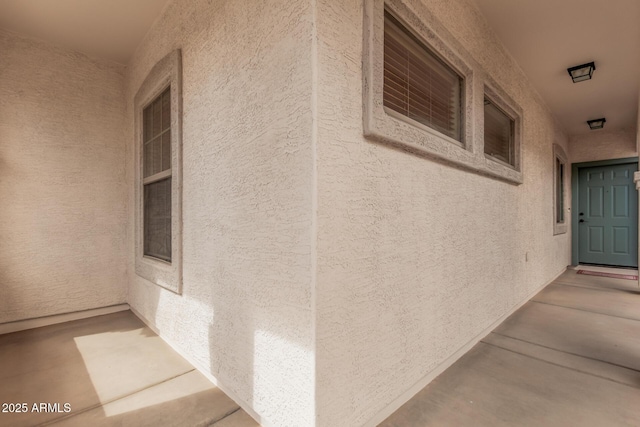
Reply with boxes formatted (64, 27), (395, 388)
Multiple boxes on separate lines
(314, 0), (570, 425)
(569, 129), (637, 164)
(124, 1), (314, 426)
(0, 30), (127, 324)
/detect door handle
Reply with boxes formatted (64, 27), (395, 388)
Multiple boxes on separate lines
(579, 219), (586, 223)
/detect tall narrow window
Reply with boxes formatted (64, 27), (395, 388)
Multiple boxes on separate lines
(553, 144), (568, 235)
(556, 158), (564, 224)
(143, 87), (172, 262)
(134, 49), (182, 293)
(484, 96), (515, 166)
(383, 11), (463, 141)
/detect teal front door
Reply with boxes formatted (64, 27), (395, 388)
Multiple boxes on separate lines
(577, 162), (638, 267)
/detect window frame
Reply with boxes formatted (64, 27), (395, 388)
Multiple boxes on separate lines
(483, 96), (514, 166)
(483, 84), (521, 171)
(134, 49), (183, 293)
(553, 143), (568, 235)
(382, 10), (464, 143)
(363, 0), (523, 184)
(142, 87), (172, 263)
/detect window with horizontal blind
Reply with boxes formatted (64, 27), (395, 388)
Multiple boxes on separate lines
(134, 49), (182, 293)
(143, 87), (172, 262)
(364, 0), (522, 184)
(383, 11), (463, 142)
(484, 96), (515, 166)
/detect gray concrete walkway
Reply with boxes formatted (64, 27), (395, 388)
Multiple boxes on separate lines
(4, 268), (640, 427)
(381, 268), (640, 426)
(0, 311), (258, 427)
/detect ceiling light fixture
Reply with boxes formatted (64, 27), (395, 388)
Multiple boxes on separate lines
(567, 62), (596, 83)
(587, 118), (606, 130)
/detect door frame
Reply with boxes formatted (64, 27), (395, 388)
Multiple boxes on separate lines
(571, 156), (639, 266)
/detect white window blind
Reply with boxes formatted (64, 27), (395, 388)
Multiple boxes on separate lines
(484, 97), (514, 165)
(383, 11), (462, 141)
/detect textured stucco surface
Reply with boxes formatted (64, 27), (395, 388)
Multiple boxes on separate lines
(569, 130), (638, 164)
(124, 1), (314, 426)
(314, 0), (570, 425)
(0, 30), (127, 323)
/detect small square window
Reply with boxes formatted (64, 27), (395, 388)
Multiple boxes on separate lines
(484, 96), (515, 166)
(383, 11), (463, 141)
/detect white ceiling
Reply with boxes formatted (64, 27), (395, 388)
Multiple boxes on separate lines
(0, 0), (170, 64)
(474, 0), (640, 136)
(0, 0), (637, 135)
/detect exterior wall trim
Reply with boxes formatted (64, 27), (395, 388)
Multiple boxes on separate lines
(129, 307), (272, 427)
(0, 304), (130, 335)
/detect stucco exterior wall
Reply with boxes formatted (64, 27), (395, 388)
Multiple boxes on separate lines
(124, 1), (314, 426)
(314, 0), (570, 425)
(569, 130), (637, 164)
(0, 30), (127, 324)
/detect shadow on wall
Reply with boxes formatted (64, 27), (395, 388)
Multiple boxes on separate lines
(132, 269), (260, 422)
(209, 287), (256, 419)
(194, 212), (314, 425)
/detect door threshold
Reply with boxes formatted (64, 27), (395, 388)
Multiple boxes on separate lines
(572, 264), (639, 276)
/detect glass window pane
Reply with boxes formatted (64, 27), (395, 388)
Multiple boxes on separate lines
(144, 138), (162, 178)
(144, 143), (151, 178)
(383, 11), (462, 141)
(143, 87), (171, 178)
(152, 97), (162, 138)
(556, 160), (564, 223)
(143, 104), (153, 142)
(162, 132), (171, 171)
(484, 97), (514, 165)
(144, 178), (172, 262)
(162, 88), (171, 131)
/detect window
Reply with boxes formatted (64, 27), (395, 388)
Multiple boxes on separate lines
(484, 96), (515, 166)
(383, 11), (462, 141)
(556, 159), (564, 223)
(553, 144), (568, 235)
(143, 88), (172, 262)
(134, 50), (182, 293)
(363, 0), (523, 184)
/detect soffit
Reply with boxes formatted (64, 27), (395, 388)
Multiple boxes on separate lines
(474, 0), (640, 136)
(0, 0), (170, 64)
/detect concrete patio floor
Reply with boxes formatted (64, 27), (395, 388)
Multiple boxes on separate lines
(0, 311), (259, 427)
(381, 268), (640, 426)
(3, 268), (640, 427)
